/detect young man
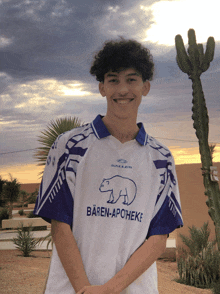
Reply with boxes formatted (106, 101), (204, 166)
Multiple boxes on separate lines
(34, 39), (183, 294)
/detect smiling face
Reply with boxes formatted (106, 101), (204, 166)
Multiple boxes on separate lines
(99, 68), (150, 121)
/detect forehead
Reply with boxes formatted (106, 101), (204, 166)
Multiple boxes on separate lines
(104, 68), (141, 78)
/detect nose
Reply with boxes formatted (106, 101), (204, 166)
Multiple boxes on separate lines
(117, 82), (129, 96)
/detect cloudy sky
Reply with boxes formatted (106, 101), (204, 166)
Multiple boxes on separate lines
(0, 0), (220, 183)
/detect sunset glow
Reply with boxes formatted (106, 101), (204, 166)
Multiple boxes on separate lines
(0, 164), (43, 184)
(170, 146), (220, 165)
(1, 147), (219, 184)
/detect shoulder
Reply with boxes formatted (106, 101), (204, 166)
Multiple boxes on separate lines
(44, 122), (95, 173)
(146, 135), (174, 163)
(52, 122), (94, 149)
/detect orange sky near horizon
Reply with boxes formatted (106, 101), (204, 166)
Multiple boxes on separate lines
(0, 146), (219, 184)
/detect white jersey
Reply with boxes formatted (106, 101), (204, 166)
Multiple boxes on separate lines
(34, 115), (183, 294)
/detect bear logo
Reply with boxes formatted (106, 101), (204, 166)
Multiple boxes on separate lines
(99, 175), (137, 205)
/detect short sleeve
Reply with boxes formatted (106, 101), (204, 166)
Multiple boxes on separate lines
(33, 133), (73, 226)
(146, 155), (183, 239)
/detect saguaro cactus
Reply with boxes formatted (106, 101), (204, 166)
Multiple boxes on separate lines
(175, 29), (220, 250)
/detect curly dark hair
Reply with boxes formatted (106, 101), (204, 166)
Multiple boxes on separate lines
(90, 38), (154, 82)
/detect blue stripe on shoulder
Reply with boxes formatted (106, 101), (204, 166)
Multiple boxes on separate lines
(146, 196), (183, 238)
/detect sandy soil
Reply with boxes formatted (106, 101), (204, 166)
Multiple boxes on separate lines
(0, 250), (213, 294)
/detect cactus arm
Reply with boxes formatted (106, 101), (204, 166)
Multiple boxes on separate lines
(175, 35), (193, 74)
(201, 37), (215, 72)
(175, 29), (220, 251)
(187, 30), (201, 71)
(176, 56), (190, 74)
(197, 44), (204, 67)
(205, 37), (215, 63)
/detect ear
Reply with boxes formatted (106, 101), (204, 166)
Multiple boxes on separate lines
(142, 81), (151, 96)
(99, 82), (106, 97)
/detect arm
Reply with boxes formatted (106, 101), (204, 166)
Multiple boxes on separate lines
(51, 219), (91, 292)
(103, 234), (167, 294)
(78, 234), (167, 294)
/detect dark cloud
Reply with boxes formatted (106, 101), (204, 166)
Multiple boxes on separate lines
(0, 0), (157, 82)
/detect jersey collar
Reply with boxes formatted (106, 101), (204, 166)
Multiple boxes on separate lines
(91, 115), (148, 146)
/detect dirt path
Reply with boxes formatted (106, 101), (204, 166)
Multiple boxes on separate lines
(0, 250), (213, 293)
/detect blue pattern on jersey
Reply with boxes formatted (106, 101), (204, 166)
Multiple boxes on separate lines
(146, 194), (183, 238)
(146, 137), (183, 237)
(34, 124), (94, 224)
(153, 160), (168, 169)
(148, 136), (171, 158)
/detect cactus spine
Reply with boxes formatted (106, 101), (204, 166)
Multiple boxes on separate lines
(175, 29), (220, 250)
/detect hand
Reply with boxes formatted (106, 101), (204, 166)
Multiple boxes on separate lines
(76, 285), (107, 294)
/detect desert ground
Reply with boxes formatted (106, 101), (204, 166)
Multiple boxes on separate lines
(0, 249), (213, 294)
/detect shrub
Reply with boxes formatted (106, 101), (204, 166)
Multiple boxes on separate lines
(212, 279), (220, 294)
(31, 226), (47, 231)
(12, 224), (38, 257)
(27, 189), (38, 204)
(0, 208), (9, 227)
(176, 222), (220, 289)
(18, 209), (25, 216)
(27, 211), (39, 218)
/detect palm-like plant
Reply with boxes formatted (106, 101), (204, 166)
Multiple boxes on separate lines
(34, 117), (82, 173)
(34, 116), (82, 249)
(209, 144), (216, 161)
(19, 190), (29, 209)
(0, 176), (7, 206)
(2, 174), (21, 219)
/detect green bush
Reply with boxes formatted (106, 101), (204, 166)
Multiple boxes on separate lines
(31, 226), (47, 231)
(212, 279), (220, 294)
(27, 211), (39, 218)
(18, 209), (25, 216)
(0, 208), (9, 227)
(27, 189), (38, 204)
(176, 222), (220, 289)
(13, 224), (38, 257)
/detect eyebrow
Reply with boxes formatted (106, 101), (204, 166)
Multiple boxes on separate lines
(106, 72), (140, 78)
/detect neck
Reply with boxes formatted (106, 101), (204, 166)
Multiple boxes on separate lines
(102, 115), (139, 143)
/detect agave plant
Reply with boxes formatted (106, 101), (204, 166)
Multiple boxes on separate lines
(176, 222), (220, 289)
(13, 224), (38, 257)
(34, 116), (82, 172)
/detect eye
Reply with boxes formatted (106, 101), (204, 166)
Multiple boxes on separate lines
(109, 79), (118, 83)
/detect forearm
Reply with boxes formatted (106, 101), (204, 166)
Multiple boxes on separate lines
(51, 220), (90, 292)
(103, 234), (167, 294)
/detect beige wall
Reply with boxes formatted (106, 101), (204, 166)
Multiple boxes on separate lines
(20, 183), (40, 194)
(175, 162), (220, 249)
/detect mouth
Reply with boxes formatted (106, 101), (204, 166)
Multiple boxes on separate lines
(113, 98), (134, 104)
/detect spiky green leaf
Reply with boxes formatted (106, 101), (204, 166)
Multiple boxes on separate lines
(34, 116), (83, 176)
